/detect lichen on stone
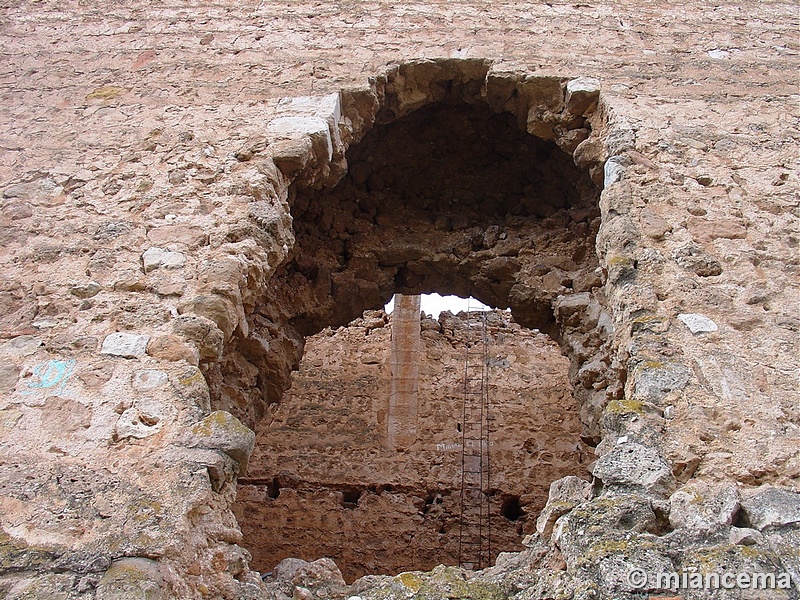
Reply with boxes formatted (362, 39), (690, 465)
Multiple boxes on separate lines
(605, 398), (645, 415)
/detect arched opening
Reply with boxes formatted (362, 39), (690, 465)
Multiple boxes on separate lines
(217, 60), (624, 583)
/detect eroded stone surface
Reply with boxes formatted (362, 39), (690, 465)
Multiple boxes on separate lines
(741, 487), (800, 531)
(100, 333), (150, 358)
(592, 442), (673, 493)
(0, 2), (797, 597)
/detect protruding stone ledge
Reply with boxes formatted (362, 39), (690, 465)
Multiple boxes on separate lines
(187, 410), (255, 473)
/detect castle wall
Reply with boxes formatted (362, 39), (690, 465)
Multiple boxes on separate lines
(0, 2), (797, 599)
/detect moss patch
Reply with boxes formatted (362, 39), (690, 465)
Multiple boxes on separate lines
(396, 571), (423, 591)
(608, 255), (635, 267)
(85, 86), (128, 101)
(0, 529), (59, 572)
(584, 536), (657, 563)
(605, 398), (645, 415)
(191, 410), (250, 438)
(178, 368), (206, 387)
(86, 85), (128, 100)
(687, 544), (780, 574)
(640, 359), (665, 370)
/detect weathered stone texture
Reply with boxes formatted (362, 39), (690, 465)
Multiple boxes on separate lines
(235, 308), (589, 581)
(0, 1), (798, 599)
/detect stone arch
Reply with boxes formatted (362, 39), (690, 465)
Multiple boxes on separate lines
(205, 57), (638, 581)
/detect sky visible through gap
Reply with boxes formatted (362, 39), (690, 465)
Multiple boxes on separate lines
(384, 293), (496, 319)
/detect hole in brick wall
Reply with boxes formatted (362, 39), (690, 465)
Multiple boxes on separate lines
(231, 69), (620, 582)
(341, 488), (362, 508)
(501, 495), (525, 522)
(267, 477), (280, 499)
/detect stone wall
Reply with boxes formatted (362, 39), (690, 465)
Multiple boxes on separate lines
(0, 2), (798, 599)
(235, 307), (590, 581)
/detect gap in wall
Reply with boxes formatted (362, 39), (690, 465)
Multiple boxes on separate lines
(235, 302), (590, 582)
(227, 82), (614, 580)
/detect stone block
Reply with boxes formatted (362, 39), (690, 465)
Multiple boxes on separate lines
(668, 481), (740, 533)
(171, 314), (225, 360)
(40, 396), (92, 435)
(0, 408), (23, 433)
(741, 487), (800, 531)
(96, 557), (163, 600)
(763, 527), (800, 584)
(729, 526), (763, 546)
(553, 494), (660, 563)
(268, 116), (333, 162)
(672, 244), (723, 277)
(687, 216), (747, 243)
(177, 294), (238, 340)
(132, 369), (168, 391)
(101, 333), (150, 358)
(69, 281), (101, 298)
(289, 558), (348, 597)
(146, 225), (207, 249)
(640, 207), (671, 240)
(142, 247), (186, 273)
(604, 155), (627, 185)
(275, 93), (343, 150)
(565, 77), (601, 116)
(268, 137), (315, 177)
(0, 363), (19, 391)
(632, 360), (691, 403)
(114, 407), (163, 440)
(2, 201), (33, 220)
(45, 334), (98, 355)
(677, 543), (794, 595)
(573, 136), (605, 175)
(1, 335), (42, 357)
(273, 557), (310, 581)
(597, 550), (676, 595)
(556, 127), (590, 154)
(591, 442), (672, 493)
(536, 475), (592, 538)
(146, 334), (199, 364)
(187, 411), (255, 472)
(677, 313), (718, 334)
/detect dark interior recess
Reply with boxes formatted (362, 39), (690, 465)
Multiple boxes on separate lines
(500, 495), (525, 522)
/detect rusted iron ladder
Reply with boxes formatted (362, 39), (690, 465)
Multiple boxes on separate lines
(458, 302), (492, 570)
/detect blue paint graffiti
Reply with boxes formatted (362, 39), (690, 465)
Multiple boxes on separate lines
(25, 359), (77, 394)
